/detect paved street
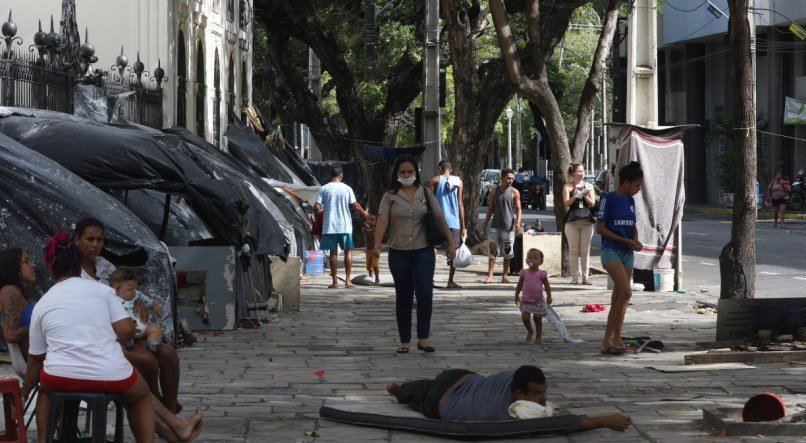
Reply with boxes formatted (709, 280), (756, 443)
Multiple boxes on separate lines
(6, 246), (804, 442)
(489, 199), (806, 298)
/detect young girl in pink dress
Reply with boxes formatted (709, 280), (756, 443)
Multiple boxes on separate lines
(514, 248), (553, 350)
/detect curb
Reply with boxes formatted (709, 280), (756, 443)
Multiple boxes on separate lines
(685, 206), (806, 220)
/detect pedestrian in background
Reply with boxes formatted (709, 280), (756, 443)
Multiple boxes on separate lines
(483, 168), (522, 283)
(563, 163), (596, 284)
(429, 159), (465, 289)
(597, 162), (644, 356)
(766, 171), (789, 228)
(315, 165), (369, 288)
(374, 155), (455, 354)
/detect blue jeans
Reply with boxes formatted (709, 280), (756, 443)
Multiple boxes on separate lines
(388, 247), (436, 343)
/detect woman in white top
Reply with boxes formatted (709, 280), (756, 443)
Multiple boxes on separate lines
(562, 163), (597, 284)
(73, 217), (180, 414)
(22, 231), (202, 443)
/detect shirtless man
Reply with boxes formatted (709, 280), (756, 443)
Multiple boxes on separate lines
(386, 365), (631, 431)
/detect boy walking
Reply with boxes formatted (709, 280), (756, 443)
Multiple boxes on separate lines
(315, 165), (369, 288)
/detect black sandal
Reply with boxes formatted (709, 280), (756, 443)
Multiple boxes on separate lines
(417, 343), (436, 353)
(396, 346), (410, 354)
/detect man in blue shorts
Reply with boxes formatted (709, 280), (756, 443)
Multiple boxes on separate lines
(386, 365), (632, 431)
(315, 165), (369, 288)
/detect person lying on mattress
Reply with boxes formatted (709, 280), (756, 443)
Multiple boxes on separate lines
(386, 365), (631, 431)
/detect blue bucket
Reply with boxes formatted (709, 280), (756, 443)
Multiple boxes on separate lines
(304, 250), (325, 275)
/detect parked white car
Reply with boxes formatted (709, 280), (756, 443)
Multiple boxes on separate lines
(479, 169), (501, 206)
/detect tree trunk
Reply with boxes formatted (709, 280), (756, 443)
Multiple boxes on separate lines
(490, 0), (617, 276)
(443, 0), (515, 245)
(719, 0), (756, 299)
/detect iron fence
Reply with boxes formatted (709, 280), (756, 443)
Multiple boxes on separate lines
(0, 48), (163, 128)
(0, 50), (73, 113)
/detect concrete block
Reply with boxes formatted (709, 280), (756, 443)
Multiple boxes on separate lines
(703, 407), (806, 436)
(271, 256), (301, 311)
(522, 231), (562, 276)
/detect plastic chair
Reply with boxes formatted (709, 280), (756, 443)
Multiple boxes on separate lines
(45, 392), (124, 443)
(6, 343), (36, 429)
(0, 376), (26, 442)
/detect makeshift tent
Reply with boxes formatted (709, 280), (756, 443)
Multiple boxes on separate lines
(0, 129), (176, 343)
(609, 124), (691, 289)
(224, 118), (320, 203)
(164, 127), (314, 257)
(0, 108), (255, 253)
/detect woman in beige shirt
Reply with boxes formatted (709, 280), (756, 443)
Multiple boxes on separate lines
(374, 155), (455, 354)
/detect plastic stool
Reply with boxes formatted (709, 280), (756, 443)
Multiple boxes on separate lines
(45, 392), (123, 443)
(0, 376), (26, 442)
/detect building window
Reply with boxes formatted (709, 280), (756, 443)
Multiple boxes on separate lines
(242, 60), (248, 112)
(196, 40), (206, 139)
(177, 31), (187, 128)
(214, 50), (222, 147)
(227, 0), (235, 22)
(228, 55), (235, 124)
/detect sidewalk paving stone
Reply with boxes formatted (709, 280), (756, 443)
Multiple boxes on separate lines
(4, 251), (804, 441)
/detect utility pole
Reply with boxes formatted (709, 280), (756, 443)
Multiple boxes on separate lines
(422, 0), (441, 178)
(515, 96), (522, 169)
(506, 108), (513, 169)
(307, 48), (321, 161)
(625, 0), (658, 128)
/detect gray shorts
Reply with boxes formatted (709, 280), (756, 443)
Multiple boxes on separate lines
(487, 228), (515, 259)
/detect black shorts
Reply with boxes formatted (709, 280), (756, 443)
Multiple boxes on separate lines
(771, 198), (787, 207)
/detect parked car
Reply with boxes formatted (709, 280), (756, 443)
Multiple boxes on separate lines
(479, 169), (501, 206)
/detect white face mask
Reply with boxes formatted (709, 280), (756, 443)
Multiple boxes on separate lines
(398, 176), (416, 186)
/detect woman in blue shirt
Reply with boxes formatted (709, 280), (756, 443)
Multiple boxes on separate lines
(596, 162), (644, 356)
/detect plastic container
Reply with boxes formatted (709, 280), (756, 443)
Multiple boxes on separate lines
(304, 250), (325, 275)
(653, 268), (674, 292)
(742, 392), (786, 422)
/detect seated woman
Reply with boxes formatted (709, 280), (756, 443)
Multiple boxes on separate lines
(73, 217), (181, 413)
(0, 248), (38, 359)
(22, 231), (202, 443)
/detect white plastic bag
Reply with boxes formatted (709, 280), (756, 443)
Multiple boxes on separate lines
(453, 243), (473, 268)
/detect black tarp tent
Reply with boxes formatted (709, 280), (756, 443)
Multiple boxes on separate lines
(0, 130), (176, 343)
(0, 108), (301, 257)
(224, 118), (320, 191)
(164, 127), (314, 257)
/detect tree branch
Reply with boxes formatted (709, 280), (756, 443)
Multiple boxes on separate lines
(570, 0), (622, 161)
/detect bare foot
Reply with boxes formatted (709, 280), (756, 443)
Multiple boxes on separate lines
(526, 331), (534, 343)
(180, 419), (203, 443)
(328, 283), (338, 289)
(375, 279), (381, 285)
(483, 277), (494, 284)
(386, 383), (400, 396)
(535, 339), (547, 351)
(501, 277), (511, 284)
(176, 407), (204, 441)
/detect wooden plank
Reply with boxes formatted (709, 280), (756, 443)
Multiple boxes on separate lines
(647, 363), (754, 372)
(685, 350), (806, 365)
